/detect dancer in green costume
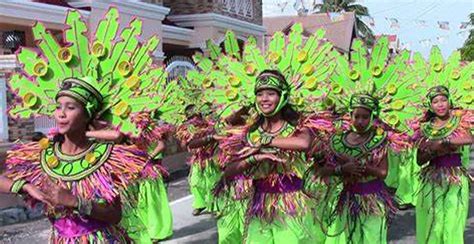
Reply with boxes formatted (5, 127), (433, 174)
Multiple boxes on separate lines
(86, 112), (176, 243)
(408, 47), (473, 244)
(303, 110), (347, 244)
(187, 112), (252, 244)
(223, 70), (316, 243)
(185, 24), (339, 243)
(176, 105), (221, 216)
(304, 37), (419, 243)
(3, 8), (181, 243)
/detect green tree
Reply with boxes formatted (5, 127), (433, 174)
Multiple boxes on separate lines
(313, 0), (375, 46)
(459, 13), (474, 61)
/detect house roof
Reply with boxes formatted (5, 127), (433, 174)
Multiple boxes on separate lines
(263, 12), (356, 52)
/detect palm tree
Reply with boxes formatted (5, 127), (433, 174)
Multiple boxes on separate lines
(459, 13), (473, 61)
(313, 0), (375, 46)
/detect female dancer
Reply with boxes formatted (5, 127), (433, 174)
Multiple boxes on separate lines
(223, 70), (315, 243)
(85, 112), (175, 242)
(184, 25), (337, 243)
(3, 8), (179, 242)
(5, 77), (146, 242)
(413, 85), (472, 244)
(303, 37), (416, 243)
(176, 105), (221, 216)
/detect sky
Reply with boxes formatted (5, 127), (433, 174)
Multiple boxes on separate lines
(263, 0), (473, 58)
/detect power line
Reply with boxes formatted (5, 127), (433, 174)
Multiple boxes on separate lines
(370, 1), (418, 16)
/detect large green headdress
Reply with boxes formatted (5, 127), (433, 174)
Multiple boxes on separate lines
(173, 76), (211, 122)
(185, 23), (337, 119)
(8, 8), (180, 136)
(410, 47), (473, 110)
(327, 37), (422, 131)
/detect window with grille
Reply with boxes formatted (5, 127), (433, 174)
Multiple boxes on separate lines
(218, 0), (253, 18)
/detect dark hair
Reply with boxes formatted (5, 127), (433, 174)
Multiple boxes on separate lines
(31, 132), (46, 142)
(53, 133), (65, 143)
(249, 103), (300, 132)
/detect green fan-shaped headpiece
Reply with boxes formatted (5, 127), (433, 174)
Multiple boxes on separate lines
(185, 23), (337, 118)
(8, 8), (181, 136)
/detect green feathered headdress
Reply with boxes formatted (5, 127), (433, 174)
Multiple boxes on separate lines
(327, 37), (422, 132)
(185, 23), (337, 118)
(8, 8), (181, 136)
(410, 47), (473, 110)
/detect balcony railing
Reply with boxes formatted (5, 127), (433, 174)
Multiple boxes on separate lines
(218, 0), (253, 18)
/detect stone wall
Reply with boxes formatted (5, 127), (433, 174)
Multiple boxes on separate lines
(163, 0), (262, 25)
(7, 117), (34, 142)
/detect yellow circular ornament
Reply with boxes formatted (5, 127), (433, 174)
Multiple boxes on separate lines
(304, 77), (318, 91)
(293, 96), (304, 107)
(125, 75), (140, 90)
(387, 84), (397, 95)
(432, 63), (443, 72)
(38, 138), (50, 150)
(202, 78), (213, 88)
(118, 60), (133, 77)
(229, 76), (241, 87)
(332, 83), (343, 94)
(23, 92), (39, 108)
(113, 101), (131, 118)
(91, 41), (106, 58)
(57, 48), (72, 63)
(349, 70), (360, 80)
(391, 100), (405, 110)
(33, 60), (48, 77)
(245, 64), (256, 76)
(297, 50), (308, 63)
(386, 114), (400, 126)
(269, 52), (281, 64)
(225, 89), (239, 101)
(250, 133), (261, 144)
(462, 81), (472, 90)
(371, 65), (383, 77)
(85, 152), (98, 165)
(454, 110), (463, 117)
(450, 69), (461, 80)
(462, 94), (473, 104)
(47, 156), (59, 168)
(376, 127), (384, 136)
(302, 64), (315, 76)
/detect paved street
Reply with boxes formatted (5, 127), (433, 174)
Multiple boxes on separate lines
(1, 172), (474, 243)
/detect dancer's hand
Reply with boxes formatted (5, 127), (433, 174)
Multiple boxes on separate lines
(341, 162), (365, 177)
(428, 140), (443, 152)
(23, 184), (52, 207)
(44, 182), (78, 208)
(212, 134), (225, 141)
(255, 153), (285, 163)
(88, 119), (109, 131)
(335, 154), (352, 165)
(237, 146), (260, 159)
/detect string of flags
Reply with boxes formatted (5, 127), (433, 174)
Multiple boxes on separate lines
(364, 16), (471, 31)
(386, 18), (400, 29)
(264, 1), (471, 49)
(269, 1), (471, 32)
